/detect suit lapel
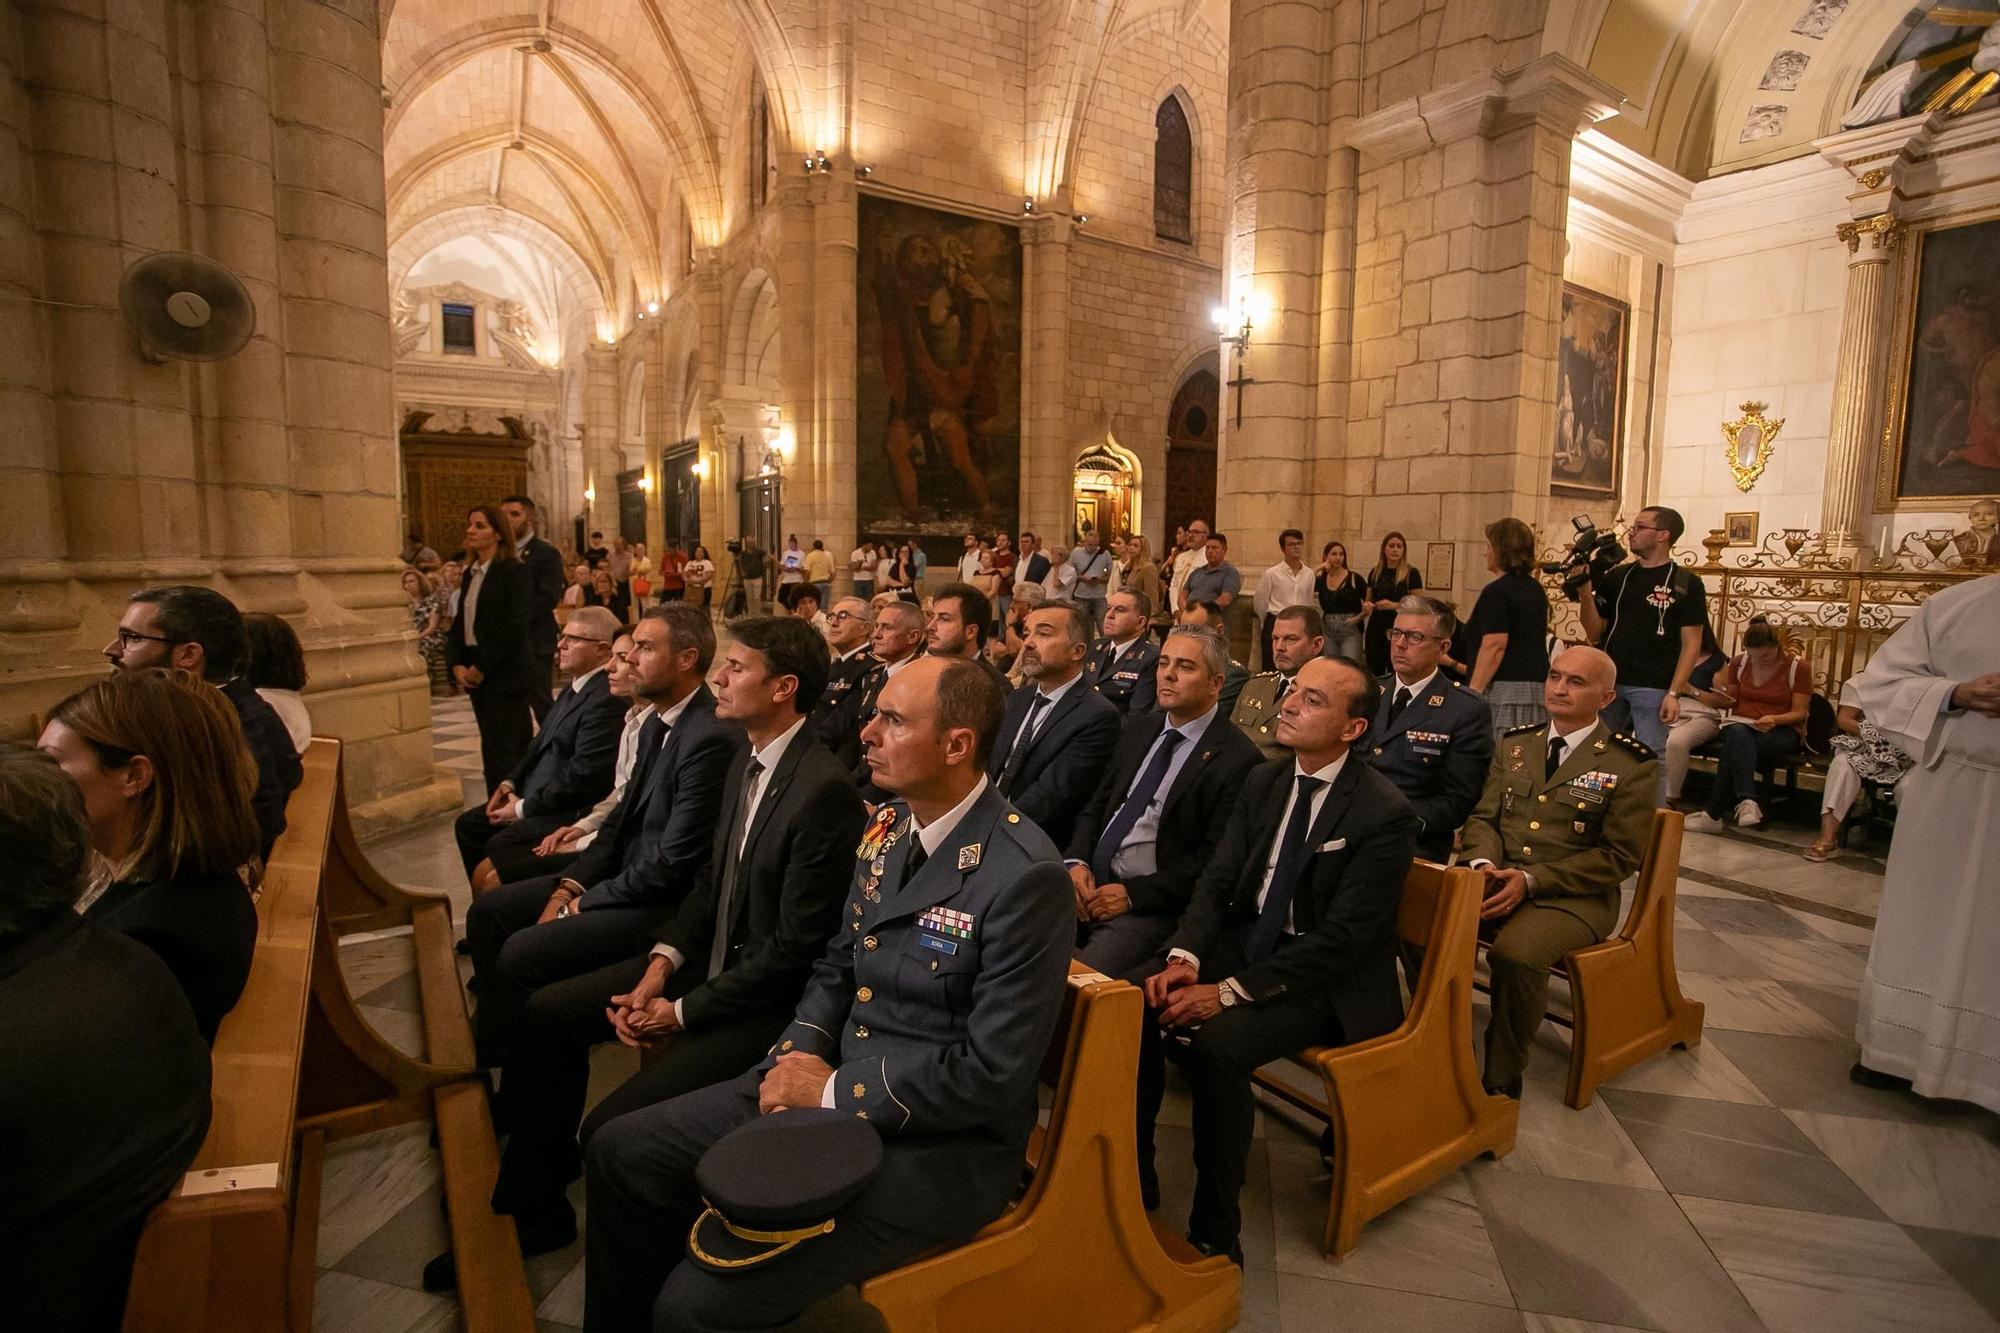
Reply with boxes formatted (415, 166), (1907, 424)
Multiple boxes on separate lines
(876, 787), (1004, 925)
(1161, 710), (1228, 818)
(1301, 755), (1363, 854)
(737, 730), (807, 865)
(1236, 766), (1295, 910)
(1538, 722), (1607, 794)
(1020, 685), (1084, 762)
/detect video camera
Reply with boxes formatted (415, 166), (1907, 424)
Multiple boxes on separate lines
(1541, 514), (1626, 602)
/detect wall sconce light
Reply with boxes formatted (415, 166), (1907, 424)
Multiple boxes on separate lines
(1073, 213), (1089, 226)
(1022, 198), (1035, 214)
(1210, 300), (1252, 351)
(636, 310), (646, 321)
(855, 164), (874, 179)
(690, 457), (709, 479)
(637, 473), (653, 493)
(583, 484), (596, 505)
(646, 301), (660, 315)
(805, 150), (830, 173)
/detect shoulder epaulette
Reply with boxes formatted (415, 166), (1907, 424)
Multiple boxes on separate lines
(1611, 731), (1657, 761)
(1503, 721), (1542, 736)
(1250, 669), (1282, 681)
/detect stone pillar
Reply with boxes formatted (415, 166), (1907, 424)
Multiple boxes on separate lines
(811, 167), (859, 586)
(773, 177), (820, 543)
(1821, 215), (1902, 556)
(1020, 212), (1074, 540)
(582, 343), (620, 535)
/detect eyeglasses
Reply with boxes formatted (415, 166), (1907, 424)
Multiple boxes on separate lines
(1627, 522), (1662, 534)
(1384, 628), (1441, 645)
(114, 628), (183, 649)
(557, 633), (608, 646)
(828, 610), (871, 624)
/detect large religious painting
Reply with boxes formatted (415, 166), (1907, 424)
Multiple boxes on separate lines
(1880, 213), (2000, 508)
(1550, 282), (1627, 500)
(856, 196), (1021, 559)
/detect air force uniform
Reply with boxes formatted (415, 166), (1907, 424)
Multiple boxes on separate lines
(1084, 634), (1160, 714)
(581, 780), (1074, 1331)
(1363, 671), (1493, 862)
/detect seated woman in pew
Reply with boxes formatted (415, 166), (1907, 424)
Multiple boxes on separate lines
(38, 668), (262, 1043)
(1684, 620), (1812, 833)
(1804, 686), (1913, 863)
(243, 611), (312, 755)
(0, 745), (212, 1333)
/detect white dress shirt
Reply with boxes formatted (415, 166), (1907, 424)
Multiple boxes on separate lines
(1254, 560), (1317, 620)
(1067, 705), (1216, 881)
(570, 703), (656, 845)
(1384, 668), (1440, 716)
(1016, 670), (1082, 748)
(461, 557), (490, 645)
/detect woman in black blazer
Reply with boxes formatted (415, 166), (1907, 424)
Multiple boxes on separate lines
(446, 504), (539, 789)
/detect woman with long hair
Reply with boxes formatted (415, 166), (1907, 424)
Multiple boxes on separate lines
(1119, 535), (1165, 637)
(445, 503), (537, 789)
(886, 542), (918, 601)
(1465, 517), (1550, 735)
(1314, 540), (1368, 662)
(404, 567), (450, 695)
(39, 668), (261, 1041)
(243, 612), (312, 754)
(1363, 531), (1423, 674)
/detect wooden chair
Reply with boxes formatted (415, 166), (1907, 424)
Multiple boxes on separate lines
(124, 740), (535, 1333)
(1250, 861), (1519, 1257)
(1543, 809), (1703, 1110)
(858, 966), (1239, 1333)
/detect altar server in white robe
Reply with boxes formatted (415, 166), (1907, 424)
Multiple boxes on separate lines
(1849, 572), (2000, 1112)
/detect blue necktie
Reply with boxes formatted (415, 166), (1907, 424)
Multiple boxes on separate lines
(1246, 775), (1327, 961)
(1089, 729), (1186, 883)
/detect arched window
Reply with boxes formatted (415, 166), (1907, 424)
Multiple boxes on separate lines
(749, 70), (770, 211)
(1154, 95), (1193, 243)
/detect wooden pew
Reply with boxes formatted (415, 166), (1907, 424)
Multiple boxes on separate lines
(124, 740), (535, 1333)
(1249, 861), (1518, 1257)
(858, 967), (1240, 1333)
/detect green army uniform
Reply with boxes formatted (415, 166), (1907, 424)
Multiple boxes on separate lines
(1228, 670), (1293, 763)
(1459, 718), (1657, 1094)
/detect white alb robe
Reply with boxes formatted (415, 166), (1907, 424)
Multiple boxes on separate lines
(1851, 572), (2000, 1112)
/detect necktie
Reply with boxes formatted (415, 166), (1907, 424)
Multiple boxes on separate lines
(897, 829), (929, 892)
(1247, 775), (1326, 961)
(1386, 686), (1412, 727)
(1545, 735), (1566, 781)
(997, 694), (1050, 794)
(706, 757), (764, 976)
(1089, 729), (1186, 883)
(1274, 675), (1293, 707)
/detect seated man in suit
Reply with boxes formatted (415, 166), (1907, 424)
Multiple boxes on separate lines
(1084, 589), (1161, 714)
(1365, 595), (1494, 863)
(814, 598), (877, 727)
(423, 618), (866, 1289)
(456, 606), (627, 891)
(582, 656), (1075, 1331)
(464, 603), (742, 1073)
(1460, 645), (1655, 1097)
(817, 600), (915, 771)
(1066, 625), (1260, 977)
(1137, 656), (1417, 1263)
(926, 581), (1010, 692)
(1179, 600), (1251, 713)
(986, 601), (1121, 848)
(1230, 603), (1324, 762)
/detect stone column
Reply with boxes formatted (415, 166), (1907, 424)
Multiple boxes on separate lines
(812, 168), (859, 586)
(773, 177), (820, 543)
(1020, 212), (1074, 540)
(582, 343), (620, 534)
(1821, 214), (1901, 556)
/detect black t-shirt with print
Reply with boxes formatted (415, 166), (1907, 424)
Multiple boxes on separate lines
(1595, 561), (1707, 690)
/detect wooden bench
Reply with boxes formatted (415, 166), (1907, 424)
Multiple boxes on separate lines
(1250, 862), (1519, 1257)
(123, 739), (535, 1333)
(858, 966), (1239, 1332)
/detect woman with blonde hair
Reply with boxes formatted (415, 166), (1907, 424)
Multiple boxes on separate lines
(1119, 535), (1165, 637)
(39, 668), (261, 1041)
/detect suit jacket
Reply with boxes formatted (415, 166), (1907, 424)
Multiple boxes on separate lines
(985, 678), (1121, 848)
(445, 557), (536, 696)
(1459, 721), (1656, 937)
(517, 533), (567, 658)
(656, 733), (866, 1029)
(1083, 635), (1160, 715)
(765, 783), (1073, 1234)
(1063, 707), (1260, 918)
(1364, 674), (1494, 862)
(222, 676), (303, 859)
(1020, 551), (1052, 586)
(0, 913), (211, 1333)
(510, 668), (626, 817)
(1167, 756), (1418, 1043)
(86, 867), (258, 1043)
(569, 686), (745, 910)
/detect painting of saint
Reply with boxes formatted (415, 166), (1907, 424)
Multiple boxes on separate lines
(1550, 283), (1627, 500)
(856, 196), (1021, 551)
(1890, 215), (2000, 503)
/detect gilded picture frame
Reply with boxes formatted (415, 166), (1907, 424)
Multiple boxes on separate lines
(1875, 208), (2000, 511)
(1723, 511), (1759, 546)
(1723, 401), (1783, 492)
(1424, 541), (1455, 591)
(1550, 282), (1628, 500)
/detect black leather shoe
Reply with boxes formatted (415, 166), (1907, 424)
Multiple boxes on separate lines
(1849, 1062), (1912, 1092)
(1138, 1168), (1160, 1212)
(420, 1206), (574, 1292)
(421, 1249), (458, 1293)
(1189, 1235), (1244, 1267)
(1483, 1078), (1523, 1100)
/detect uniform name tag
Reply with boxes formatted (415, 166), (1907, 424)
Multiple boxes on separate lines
(920, 934), (959, 954)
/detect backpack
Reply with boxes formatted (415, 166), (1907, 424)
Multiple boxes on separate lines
(1805, 689), (1837, 756)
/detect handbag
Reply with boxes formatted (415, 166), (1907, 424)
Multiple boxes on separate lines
(633, 576), (652, 597)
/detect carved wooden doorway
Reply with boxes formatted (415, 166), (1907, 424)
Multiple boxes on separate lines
(399, 411), (531, 557)
(1164, 365), (1219, 541)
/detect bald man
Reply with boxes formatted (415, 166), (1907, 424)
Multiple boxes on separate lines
(1459, 646), (1657, 1097)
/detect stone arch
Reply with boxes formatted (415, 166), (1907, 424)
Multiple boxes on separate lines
(389, 205), (611, 329)
(724, 267), (782, 400)
(622, 357), (649, 445)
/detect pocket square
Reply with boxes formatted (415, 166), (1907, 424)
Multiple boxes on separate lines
(1316, 837), (1347, 852)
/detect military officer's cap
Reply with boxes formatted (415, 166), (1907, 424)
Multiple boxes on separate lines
(688, 1108), (883, 1271)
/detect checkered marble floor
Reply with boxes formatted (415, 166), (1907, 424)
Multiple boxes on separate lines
(312, 706), (2000, 1333)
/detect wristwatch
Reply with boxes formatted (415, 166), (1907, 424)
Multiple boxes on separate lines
(1217, 984), (1239, 1009)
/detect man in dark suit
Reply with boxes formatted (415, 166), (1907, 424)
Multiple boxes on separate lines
(456, 605), (627, 888)
(826, 600), (926, 776)
(0, 747), (213, 1333)
(581, 656), (1075, 1331)
(104, 584), (302, 858)
(464, 603), (742, 1071)
(504, 494), (568, 721)
(1230, 604), (1325, 762)
(1365, 596), (1493, 862)
(1138, 656), (1418, 1263)
(422, 618), (866, 1290)
(927, 581), (1010, 693)
(1084, 589), (1161, 714)
(1017, 530), (1053, 589)
(1066, 625), (1259, 977)
(986, 601), (1121, 848)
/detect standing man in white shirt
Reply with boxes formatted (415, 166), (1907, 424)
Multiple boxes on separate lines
(1253, 528), (1317, 671)
(1169, 518), (1211, 616)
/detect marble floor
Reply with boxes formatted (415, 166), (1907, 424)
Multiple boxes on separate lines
(314, 696), (2000, 1333)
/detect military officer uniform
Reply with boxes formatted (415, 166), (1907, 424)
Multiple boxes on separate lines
(582, 781), (1075, 1332)
(1363, 670), (1494, 862)
(1459, 718), (1656, 1095)
(1229, 670), (1295, 763)
(810, 646), (877, 759)
(1083, 633), (1160, 714)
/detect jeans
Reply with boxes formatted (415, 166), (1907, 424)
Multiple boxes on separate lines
(1664, 706), (1722, 801)
(1706, 724), (1800, 819)
(1616, 685), (1670, 803)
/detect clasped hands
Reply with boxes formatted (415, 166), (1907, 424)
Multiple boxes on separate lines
(483, 783), (520, 825)
(1142, 959), (1224, 1027)
(1067, 864), (1131, 924)
(1478, 867), (1529, 921)
(605, 955), (680, 1049)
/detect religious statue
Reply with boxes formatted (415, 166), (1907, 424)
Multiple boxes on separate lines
(1845, 8), (2000, 128)
(1955, 498), (2000, 564)
(873, 231), (999, 523)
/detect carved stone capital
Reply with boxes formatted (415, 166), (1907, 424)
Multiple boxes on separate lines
(1338, 53), (1620, 165)
(1834, 212), (1903, 256)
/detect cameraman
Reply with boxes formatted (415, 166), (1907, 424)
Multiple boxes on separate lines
(1576, 506), (1707, 799)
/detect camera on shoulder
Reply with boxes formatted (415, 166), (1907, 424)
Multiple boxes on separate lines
(1540, 514), (1626, 602)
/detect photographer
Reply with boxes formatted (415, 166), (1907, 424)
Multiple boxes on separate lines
(1574, 506), (1707, 797)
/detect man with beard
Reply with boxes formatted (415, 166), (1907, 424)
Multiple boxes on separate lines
(984, 601), (1119, 848)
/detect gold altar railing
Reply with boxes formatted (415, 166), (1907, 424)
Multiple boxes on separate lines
(1537, 527), (1993, 701)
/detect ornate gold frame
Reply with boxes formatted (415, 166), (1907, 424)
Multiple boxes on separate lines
(1722, 401), (1782, 492)
(1875, 204), (2000, 512)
